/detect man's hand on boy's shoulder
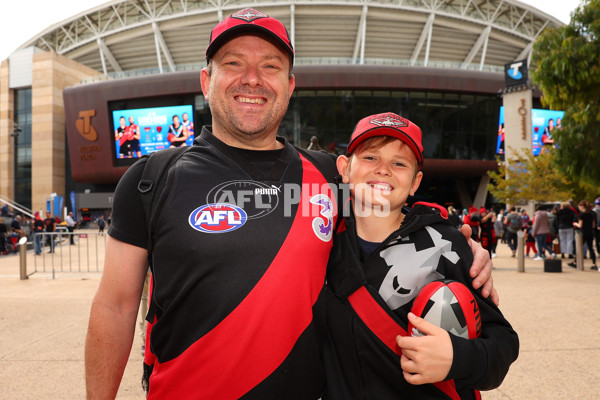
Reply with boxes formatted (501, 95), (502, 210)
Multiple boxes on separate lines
(459, 225), (499, 306)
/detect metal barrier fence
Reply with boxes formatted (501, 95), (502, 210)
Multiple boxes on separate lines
(31, 231), (107, 279)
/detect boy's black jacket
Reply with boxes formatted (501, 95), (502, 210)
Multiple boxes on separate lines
(323, 203), (519, 399)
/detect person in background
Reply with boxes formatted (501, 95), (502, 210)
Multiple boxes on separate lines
(10, 215), (26, 239)
(479, 208), (497, 258)
(97, 216), (106, 236)
(557, 202), (576, 259)
(572, 200), (597, 270)
(532, 205), (554, 260)
(520, 209), (530, 230)
(462, 206), (480, 241)
(307, 136), (323, 151)
(447, 205), (461, 228)
(44, 214), (56, 253)
(66, 211), (77, 245)
(33, 212), (45, 255)
(504, 207), (522, 258)
(1, 204), (12, 217)
(0, 217), (8, 255)
(524, 221), (537, 258)
(494, 209), (505, 250)
(593, 198), (600, 256)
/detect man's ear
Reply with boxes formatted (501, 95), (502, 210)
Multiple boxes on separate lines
(288, 74), (295, 100)
(200, 68), (210, 100)
(336, 155), (350, 183)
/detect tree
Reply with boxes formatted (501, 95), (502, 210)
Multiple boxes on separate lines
(531, 0), (600, 185)
(487, 147), (575, 205)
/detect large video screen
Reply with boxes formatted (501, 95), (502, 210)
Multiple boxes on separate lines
(531, 108), (564, 156)
(111, 104), (195, 164)
(496, 106), (564, 155)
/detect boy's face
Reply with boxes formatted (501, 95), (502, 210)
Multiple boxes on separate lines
(337, 138), (423, 214)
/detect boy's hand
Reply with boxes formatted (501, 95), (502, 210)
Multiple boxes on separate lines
(396, 313), (453, 385)
(459, 224), (499, 306)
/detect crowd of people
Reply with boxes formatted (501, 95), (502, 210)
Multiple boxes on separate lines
(0, 207), (112, 255)
(448, 198), (600, 270)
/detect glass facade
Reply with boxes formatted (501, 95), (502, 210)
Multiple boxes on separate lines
(278, 89), (500, 159)
(194, 89), (500, 207)
(13, 88), (32, 210)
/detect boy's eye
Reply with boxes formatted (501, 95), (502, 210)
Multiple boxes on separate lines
(363, 156), (376, 161)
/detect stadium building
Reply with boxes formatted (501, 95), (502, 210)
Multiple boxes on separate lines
(0, 0), (563, 219)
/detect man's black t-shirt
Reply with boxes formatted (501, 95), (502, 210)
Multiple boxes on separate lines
(108, 127), (338, 399)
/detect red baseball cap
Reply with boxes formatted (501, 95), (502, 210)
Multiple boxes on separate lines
(206, 8), (294, 63)
(346, 112), (424, 169)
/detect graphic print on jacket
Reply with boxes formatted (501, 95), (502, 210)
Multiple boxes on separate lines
(378, 226), (460, 310)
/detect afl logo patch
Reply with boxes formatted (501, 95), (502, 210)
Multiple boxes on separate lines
(189, 203), (248, 233)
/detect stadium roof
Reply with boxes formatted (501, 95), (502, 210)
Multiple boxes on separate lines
(18, 0), (563, 77)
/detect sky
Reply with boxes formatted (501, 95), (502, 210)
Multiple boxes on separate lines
(0, 0), (582, 61)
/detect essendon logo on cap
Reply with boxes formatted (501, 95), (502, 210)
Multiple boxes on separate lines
(231, 8), (268, 22)
(370, 114), (409, 129)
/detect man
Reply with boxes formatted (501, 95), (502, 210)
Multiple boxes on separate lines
(182, 112), (194, 139)
(43, 214), (56, 253)
(66, 211), (76, 245)
(10, 215), (26, 239)
(127, 116), (142, 158)
(115, 116), (130, 158)
(167, 114), (188, 147)
(504, 207), (522, 257)
(594, 198), (600, 255)
(33, 212), (45, 255)
(85, 8), (496, 399)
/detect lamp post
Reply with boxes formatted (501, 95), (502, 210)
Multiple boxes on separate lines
(10, 124), (22, 201)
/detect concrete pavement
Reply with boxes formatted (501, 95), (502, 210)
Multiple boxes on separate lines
(1, 238), (599, 399)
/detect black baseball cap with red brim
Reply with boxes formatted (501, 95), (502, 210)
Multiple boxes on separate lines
(206, 8), (294, 63)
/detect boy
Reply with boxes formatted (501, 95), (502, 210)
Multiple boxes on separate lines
(324, 113), (519, 399)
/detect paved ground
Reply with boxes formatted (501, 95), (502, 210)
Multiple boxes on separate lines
(1, 236), (599, 399)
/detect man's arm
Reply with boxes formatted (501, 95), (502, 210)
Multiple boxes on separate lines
(459, 224), (499, 306)
(85, 236), (149, 399)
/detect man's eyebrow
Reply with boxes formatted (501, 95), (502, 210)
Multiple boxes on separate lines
(218, 51), (285, 63)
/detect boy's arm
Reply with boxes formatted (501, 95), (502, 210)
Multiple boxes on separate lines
(396, 313), (454, 384)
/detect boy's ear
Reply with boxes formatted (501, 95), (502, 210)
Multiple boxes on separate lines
(336, 155), (350, 183)
(410, 171), (424, 197)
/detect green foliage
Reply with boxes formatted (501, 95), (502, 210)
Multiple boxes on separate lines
(487, 148), (575, 204)
(531, 0), (600, 184)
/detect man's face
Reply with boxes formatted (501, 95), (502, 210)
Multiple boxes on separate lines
(129, 116), (135, 124)
(182, 113), (188, 122)
(201, 34), (295, 149)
